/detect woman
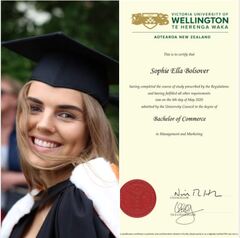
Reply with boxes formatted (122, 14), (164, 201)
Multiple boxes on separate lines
(1, 76), (27, 219)
(2, 32), (119, 238)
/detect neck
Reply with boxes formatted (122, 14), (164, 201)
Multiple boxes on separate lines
(39, 165), (73, 189)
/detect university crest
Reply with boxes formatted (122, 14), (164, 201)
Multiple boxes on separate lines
(132, 13), (169, 29)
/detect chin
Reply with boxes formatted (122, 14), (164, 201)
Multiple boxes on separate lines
(27, 151), (57, 168)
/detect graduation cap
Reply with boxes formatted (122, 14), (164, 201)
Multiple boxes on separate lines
(2, 32), (118, 107)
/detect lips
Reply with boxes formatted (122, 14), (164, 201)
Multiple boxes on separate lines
(34, 137), (60, 148)
(31, 136), (62, 149)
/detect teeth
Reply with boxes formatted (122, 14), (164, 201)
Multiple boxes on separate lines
(34, 138), (58, 148)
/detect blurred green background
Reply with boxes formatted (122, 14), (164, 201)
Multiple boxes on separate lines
(1, 1), (119, 140)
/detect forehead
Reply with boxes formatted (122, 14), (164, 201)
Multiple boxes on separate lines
(28, 81), (84, 107)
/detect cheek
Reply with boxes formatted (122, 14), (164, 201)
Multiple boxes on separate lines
(61, 124), (88, 155)
(27, 116), (40, 135)
(27, 116), (35, 130)
(10, 97), (17, 107)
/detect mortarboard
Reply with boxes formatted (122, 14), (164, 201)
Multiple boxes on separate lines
(2, 32), (118, 107)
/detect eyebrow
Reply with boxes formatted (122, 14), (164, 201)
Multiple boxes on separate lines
(27, 97), (84, 113)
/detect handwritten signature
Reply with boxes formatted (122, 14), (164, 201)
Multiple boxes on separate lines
(174, 188), (222, 198)
(174, 202), (204, 225)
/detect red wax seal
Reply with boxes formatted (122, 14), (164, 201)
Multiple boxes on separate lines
(120, 179), (156, 218)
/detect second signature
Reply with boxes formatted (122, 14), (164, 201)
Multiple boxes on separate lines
(174, 201), (204, 225)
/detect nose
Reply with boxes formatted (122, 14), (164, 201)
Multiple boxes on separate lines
(36, 110), (56, 134)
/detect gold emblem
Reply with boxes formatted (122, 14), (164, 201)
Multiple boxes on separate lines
(132, 13), (169, 29)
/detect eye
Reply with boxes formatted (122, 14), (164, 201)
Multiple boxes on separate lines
(58, 112), (76, 120)
(29, 104), (42, 113)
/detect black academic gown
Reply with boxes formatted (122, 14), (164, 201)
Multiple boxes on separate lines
(10, 180), (115, 238)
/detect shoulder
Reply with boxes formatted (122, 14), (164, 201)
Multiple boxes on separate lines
(61, 157), (119, 237)
(56, 183), (113, 238)
(57, 181), (94, 217)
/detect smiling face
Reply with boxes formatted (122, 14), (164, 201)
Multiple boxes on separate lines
(26, 81), (88, 168)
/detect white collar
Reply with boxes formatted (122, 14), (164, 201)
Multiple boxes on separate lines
(1, 157), (119, 238)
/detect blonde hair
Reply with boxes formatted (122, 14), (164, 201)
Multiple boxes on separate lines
(16, 81), (118, 191)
